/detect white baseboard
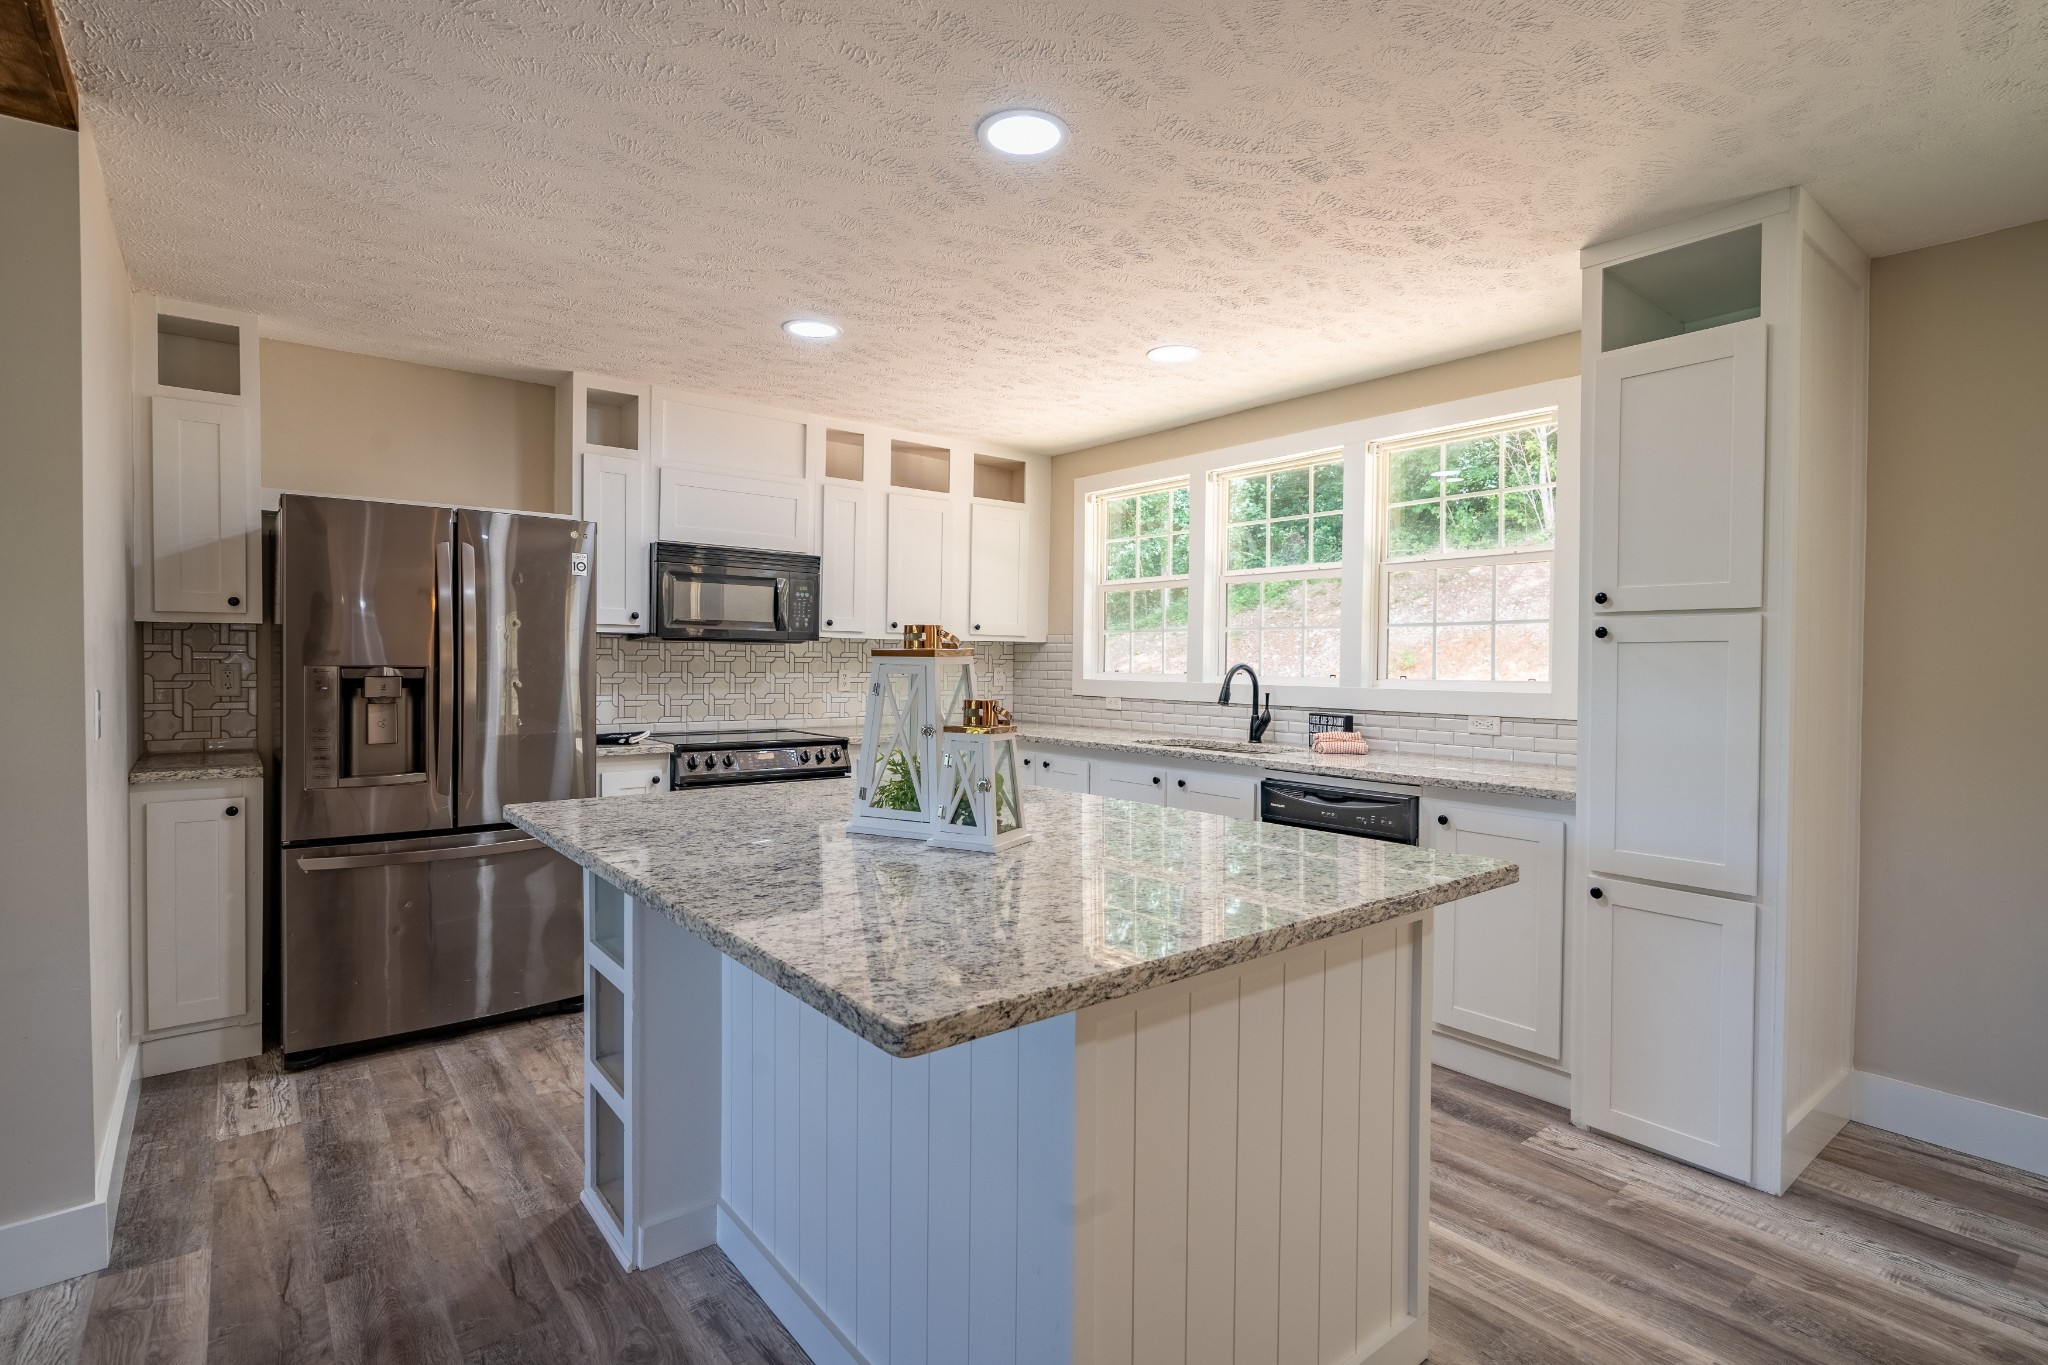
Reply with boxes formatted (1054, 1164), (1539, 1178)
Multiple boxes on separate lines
(1432, 1030), (1571, 1107)
(717, 1204), (866, 1365)
(140, 1021), (261, 1078)
(0, 1042), (140, 1300)
(635, 1196), (716, 1268)
(1853, 1071), (2048, 1179)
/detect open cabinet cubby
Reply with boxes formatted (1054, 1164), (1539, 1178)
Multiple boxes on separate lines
(825, 428), (866, 482)
(890, 440), (952, 493)
(973, 454), (1027, 503)
(1600, 224), (1763, 352)
(587, 876), (626, 972)
(590, 1089), (627, 1229)
(585, 388), (640, 449)
(589, 971), (627, 1096)
(157, 313), (241, 395)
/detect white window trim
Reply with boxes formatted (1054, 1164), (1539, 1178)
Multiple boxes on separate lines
(1092, 475), (1193, 680)
(1072, 377), (1579, 720)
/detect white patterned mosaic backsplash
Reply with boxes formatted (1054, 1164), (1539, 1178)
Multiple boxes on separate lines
(1009, 635), (1575, 765)
(595, 636), (1018, 732)
(141, 622), (259, 751)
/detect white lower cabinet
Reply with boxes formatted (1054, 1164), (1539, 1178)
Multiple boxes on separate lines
(1089, 759), (1168, 804)
(1165, 767), (1258, 819)
(1021, 749), (1089, 792)
(130, 774), (264, 1075)
(1423, 799), (1566, 1059)
(596, 755), (669, 796)
(1580, 876), (1756, 1181)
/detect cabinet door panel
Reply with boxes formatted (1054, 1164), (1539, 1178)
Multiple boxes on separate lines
(1585, 612), (1761, 895)
(1590, 319), (1765, 612)
(819, 484), (869, 635)
(151, 396), (252, 615)
(1090, 760), (1167, 805)
(1581, 877), (1755, 1181)
(885, 492), (951, 629)
(1423, 801), (1564, 1058)
(583, 453), (648, 632)
(658, 466), (814, 554)
(968, 502), (1028, 639)
(654, 396), (807, 481)
(1165, 770), (1257, 820)
(144, 796), (247, 1031)
(596, 760), (667, 796)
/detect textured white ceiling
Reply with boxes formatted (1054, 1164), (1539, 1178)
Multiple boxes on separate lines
(61, 0), (2048, 453)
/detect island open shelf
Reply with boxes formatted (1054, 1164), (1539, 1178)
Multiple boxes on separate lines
(509, 783), (1517, 1365)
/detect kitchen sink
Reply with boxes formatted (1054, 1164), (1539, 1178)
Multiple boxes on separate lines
(1132, 737), (1277, 755)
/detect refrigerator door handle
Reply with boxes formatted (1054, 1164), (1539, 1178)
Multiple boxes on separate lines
(435, 535), (456, 809)
(460, 537), (480, 762)
(296, 837), (545, 872)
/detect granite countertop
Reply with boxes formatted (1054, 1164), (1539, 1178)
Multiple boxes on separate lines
(131, 750), (265, 785)
(1017, 723), (1577, 802)
(507, 781), (1514, 1057)
(595, 740), (679, 759)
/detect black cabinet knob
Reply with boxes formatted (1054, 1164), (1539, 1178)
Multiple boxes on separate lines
(649, 774), (661, 785)
(1151, 775), (1161, 785)
(1593, 591), (1609, 605)
(825, 618), (834, 627)
(224, 805), (239, 817)
(973, 624), (981, 631)
(1177, 779), (1187, 788)
(890, 621), (899, 629)
(1437, 814), (1449, 825)
(1589, 886), (1604, 900)
(227, 596), (241, 607)
(1594, 626), (1609, 639)
(629, 611), (639, 621)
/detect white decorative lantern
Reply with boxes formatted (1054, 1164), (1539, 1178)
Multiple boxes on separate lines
(848, 628), (978, 840)
(928, 702), (1030, 853)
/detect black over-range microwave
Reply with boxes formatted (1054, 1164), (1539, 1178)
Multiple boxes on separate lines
(650, 542), (821, 643)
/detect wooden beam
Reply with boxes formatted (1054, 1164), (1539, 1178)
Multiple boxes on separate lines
(0, 0), (77, 130)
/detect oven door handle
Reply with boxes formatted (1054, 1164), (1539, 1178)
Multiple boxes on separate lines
(296, 837), (545, 872)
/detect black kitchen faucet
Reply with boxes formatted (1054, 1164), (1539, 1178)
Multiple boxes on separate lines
(1218, 663), (1273, 743)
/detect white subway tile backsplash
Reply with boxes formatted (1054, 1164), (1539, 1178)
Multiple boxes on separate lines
(1010, 635), (1576, 763)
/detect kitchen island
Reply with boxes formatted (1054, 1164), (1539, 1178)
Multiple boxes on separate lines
(507, 780), (1515, 1365)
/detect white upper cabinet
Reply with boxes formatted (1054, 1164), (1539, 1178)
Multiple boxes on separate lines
(148, 397), (255, 616)
(885, 490), (951, 630)
(653, 395), (806, 480)
(658, 465), (816, 554)
(583, 451), (648, 633)
(142, 793), (249, 1032)
(1584, 611), (1762, 895)
(818, 482), (871, 635)
(968, 500), (1029, 639)
(1579, 877), (1755, 1181)
(134, 299), (262, 623)
(1424, 800), (1566, 1059)
(1590, 318), (1767, 612)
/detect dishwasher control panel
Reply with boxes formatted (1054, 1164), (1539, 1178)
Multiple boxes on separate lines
(1259, 778), (1420, 844)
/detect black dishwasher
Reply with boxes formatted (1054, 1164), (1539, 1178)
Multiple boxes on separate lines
(1260, 778), (1420, 844)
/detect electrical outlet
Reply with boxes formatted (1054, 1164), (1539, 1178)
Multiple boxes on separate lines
(1105, 696), (1123, 711)
(1466, 715), (1501, 735)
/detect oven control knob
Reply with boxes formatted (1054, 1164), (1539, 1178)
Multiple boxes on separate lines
(830, 748), (842, 762)
(722, 755), (735, 768)
(684, 755), (699, 771)
(797, 750), (810, 763)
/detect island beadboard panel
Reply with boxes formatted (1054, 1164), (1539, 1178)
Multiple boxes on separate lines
(596, 636), (1017, 730)
(1011, 636), (1576, 766)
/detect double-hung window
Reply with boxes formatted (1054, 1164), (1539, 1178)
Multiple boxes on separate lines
(1219, 451), (1344, 680)
(1378, 414), (1558, 683)
(1097, 481), (1191, 675)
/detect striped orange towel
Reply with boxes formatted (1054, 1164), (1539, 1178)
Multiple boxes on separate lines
(1311, 732), (1369, 755)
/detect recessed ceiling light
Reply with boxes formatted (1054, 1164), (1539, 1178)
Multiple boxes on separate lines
(782, 319), (840, 340)
(1147, 344), (1201, 364)
(977, 109), (1067, 157)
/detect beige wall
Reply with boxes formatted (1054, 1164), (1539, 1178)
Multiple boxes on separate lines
(1857, 219), (2048, 1119)
(1046, 334), (1581, 633)
(261, 340), (558, 512)
(0, 113), (112, 1232)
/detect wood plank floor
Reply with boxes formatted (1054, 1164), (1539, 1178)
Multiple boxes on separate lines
(3, 1014), (2043, 1364)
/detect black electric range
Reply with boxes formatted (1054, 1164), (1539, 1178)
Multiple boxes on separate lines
(658, 728), (852, 788)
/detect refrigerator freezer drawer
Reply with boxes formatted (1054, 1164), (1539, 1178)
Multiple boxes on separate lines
(281, 829), (580, 1055)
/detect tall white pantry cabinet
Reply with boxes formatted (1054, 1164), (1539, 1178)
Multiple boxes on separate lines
(1575, 188), (1868, 1194)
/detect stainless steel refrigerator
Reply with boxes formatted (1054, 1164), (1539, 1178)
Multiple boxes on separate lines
(277, 494), (594, 1063)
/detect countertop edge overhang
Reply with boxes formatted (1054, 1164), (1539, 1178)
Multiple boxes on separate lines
(508, 791), (1519, 1058)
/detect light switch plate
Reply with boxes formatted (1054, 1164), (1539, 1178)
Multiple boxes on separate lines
(1466, 715), (1501, 735)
